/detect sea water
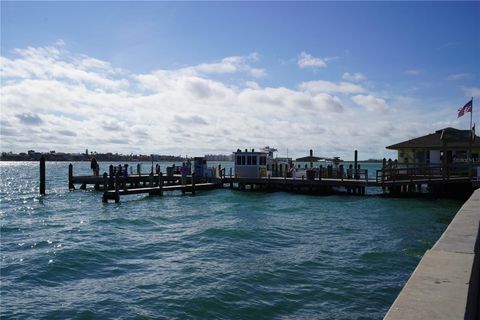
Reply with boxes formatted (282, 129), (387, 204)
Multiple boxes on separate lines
(0, 161), (463, 319)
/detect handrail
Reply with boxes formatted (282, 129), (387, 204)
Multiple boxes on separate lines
(375, 162), (480, 182)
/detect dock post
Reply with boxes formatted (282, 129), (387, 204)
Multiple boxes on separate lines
(229, 168), (233, 188)
(68, 163), (75, 190)
(354, 150), (358, 172)
(102, 172), (108, 203)
(192, 173), (196, 195)
(382, 158), (386, 192)
(103, 172), (108, 192)
(159, 172), (163, 196)
(114, 173), (120, 203)
(137, 163), (141, 176)
(40, 156), (46, 195)
(109, 165), (114, 189)
(149, 172), (154, 187)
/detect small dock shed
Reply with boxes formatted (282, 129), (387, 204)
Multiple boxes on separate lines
(234, 149), (268, 178)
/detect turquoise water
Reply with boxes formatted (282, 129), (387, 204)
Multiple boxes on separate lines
(1, 162), (462, 319)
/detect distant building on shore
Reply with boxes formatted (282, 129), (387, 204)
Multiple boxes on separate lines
(387, 127), (480, 165)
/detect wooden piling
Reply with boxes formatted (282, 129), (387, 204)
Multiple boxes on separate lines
(68, 163), (75, 190)
(114, 173), (120, 203)
(192, 173), (196, 195)
(103, 172), (108, 192)
(159, 172), (163, 196)
(354, 150), (358, 175)
(109, 165), (114, 189)
(40, 156), (46, 195)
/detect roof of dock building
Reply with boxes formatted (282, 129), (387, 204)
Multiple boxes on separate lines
(387, 127), (480, 150)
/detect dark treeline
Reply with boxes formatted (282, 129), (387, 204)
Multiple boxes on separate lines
(0, 151), (186, 162)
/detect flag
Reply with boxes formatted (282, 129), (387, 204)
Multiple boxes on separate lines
(457, 99), (473, 118)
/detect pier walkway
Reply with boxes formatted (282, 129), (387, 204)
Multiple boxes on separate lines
(384, 188), (480, 319)
(66, 161), (479, 202)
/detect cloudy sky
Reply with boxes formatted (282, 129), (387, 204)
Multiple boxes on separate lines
(1, 2), (479, 160)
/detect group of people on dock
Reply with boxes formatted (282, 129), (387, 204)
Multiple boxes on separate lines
(91, 157), (190, 184)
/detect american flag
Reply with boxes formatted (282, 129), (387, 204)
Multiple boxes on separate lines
(458, 99), (473, 118)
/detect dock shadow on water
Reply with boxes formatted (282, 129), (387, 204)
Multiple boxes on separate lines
(0, 162), (464, 319)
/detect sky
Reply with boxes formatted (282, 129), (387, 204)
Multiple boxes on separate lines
(1, 1), (479, 160)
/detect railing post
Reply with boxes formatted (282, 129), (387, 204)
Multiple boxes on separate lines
(149, 172), (154, 187)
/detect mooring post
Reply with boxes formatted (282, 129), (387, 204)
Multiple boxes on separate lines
(114, 173), (120, 203)
(137, 163), (141, 176)
(40, 156), (46, 195)
(354, 149), (358, 169)
(101, 172), (108, 203)
(149, 172), (153, 187)
(229, 168), (233, 188)
(109, 165), (114, 189)
(382, 158), (386, 191)
(103, 172), (108, 192)
(192, 173), (196, 195)
(159, 172), (164, 196)
(68, 163), (75, 190)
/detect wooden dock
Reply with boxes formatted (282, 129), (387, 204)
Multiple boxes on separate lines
(102, 182), (223, 203)
(66, 162), (479, 203)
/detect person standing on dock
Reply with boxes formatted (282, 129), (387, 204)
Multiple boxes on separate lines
(90, 157), (99, 176)
(180, 162), (188, 185)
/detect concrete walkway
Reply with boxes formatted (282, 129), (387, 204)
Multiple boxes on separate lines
(384, 188), (480, 320)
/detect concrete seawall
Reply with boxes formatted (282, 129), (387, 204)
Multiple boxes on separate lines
(384, 189), (480, 320)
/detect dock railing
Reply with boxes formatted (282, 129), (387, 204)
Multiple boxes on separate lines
(376, 162), (480, 183)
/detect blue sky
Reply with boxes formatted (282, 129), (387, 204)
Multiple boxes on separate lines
(1, 2), (479, 159)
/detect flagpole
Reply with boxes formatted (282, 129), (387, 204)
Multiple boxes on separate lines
(470, 96), (473, 131)
(468, 97), (473, 178)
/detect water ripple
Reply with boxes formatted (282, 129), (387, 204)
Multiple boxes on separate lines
(0, 161), (462, 319)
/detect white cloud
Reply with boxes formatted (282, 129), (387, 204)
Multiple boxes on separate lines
(0, 43), (462, 160)
(342, 72), (366, 82)
(351, 94), (390, 112)
(299, 80), (365, 94)
(179, 53), (265, 78)
(447, 73), (472, 81)
(461, 86), (480, 97)
(297, 52), (327, 69)
(405, 69), (421, 75)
